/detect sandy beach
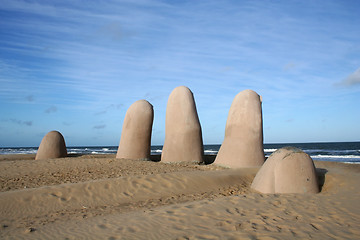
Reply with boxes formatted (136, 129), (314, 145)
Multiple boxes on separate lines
(1, 154), (359, 239)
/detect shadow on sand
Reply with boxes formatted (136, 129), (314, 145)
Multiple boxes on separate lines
(316, 168), (328, 192)
(150, 154), (217, 164)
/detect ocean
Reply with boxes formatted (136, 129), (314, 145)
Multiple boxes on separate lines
(1, 142), (359, 164)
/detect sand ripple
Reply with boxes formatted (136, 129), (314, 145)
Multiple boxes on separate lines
(1, 155), (360, 239)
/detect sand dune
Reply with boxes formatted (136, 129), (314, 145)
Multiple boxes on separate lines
(0, 154), (216, 191)
(0, 154), (359, 239)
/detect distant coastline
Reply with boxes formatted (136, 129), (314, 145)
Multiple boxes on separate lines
(1, 142), (359, 164)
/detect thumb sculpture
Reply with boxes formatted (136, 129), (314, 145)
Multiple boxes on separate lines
(251, 147), (319, 194)
(116, 100), (154, 160)
(214, 89), (265, 168)
(161, 86), (204, 163)
(35, 130), (67, 160)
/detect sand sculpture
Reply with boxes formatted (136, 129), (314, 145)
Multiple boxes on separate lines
(251, 147), (319, 194)
(214, 89), (265, 168)
(161, 86), (204, 163)
(35, 130), (67, 160)
(116, 100), (154, 160)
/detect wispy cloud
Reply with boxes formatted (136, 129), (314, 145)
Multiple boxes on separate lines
(25, 95), (35, 102)
(94, 104), (123, 115)
(95, 21), (132, 42)
(337, 68), (360, 87)
(93, 124), (106, 129)
(9, 119), (33, 126)
(62, 121), (72, 126)
(45, 106), (57, 113)
(94, 110), (108, 116)
(23, 121), (32, 126)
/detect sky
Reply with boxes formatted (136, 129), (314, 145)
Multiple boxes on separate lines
(1, 0), (360, 147)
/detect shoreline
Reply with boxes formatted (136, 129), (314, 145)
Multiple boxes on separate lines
(2, 141), (360, 164)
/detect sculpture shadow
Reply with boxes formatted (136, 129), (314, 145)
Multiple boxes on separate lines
(316, 168), (328, 192)
(150, 154), (217, 164)
(203, 155), (216, 165)
(150, 155), (161, 162)
(67, 153), (83, 158)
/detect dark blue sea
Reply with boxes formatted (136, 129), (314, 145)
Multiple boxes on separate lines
(1, 142), (359, 164)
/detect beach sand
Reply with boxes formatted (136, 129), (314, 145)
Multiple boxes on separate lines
(0, 154), (359, 239)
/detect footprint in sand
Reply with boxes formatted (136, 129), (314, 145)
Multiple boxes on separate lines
(185, 204), (195, 209)
(216, 221), (236, 231)
(126, 226), (139, 233)
(23, 195), (34, 202)
(50, 192), (71, 202)
(97, 224), (108, 229)
(270, 200), (281, 207)
(104, 183), (111, 190)
(194, 234), (219, 240)
(175, 236), (191, 240)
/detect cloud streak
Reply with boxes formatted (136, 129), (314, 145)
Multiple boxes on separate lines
(94, 104), (123, 115)
(338, 68), (360, 87)
(25, 95), (35, 102)
(93, 124), (106, 129)
(45, 106), (57, 113)
(9, 119), (33, 126)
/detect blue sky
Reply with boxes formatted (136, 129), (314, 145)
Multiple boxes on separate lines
(1, 0), (359, 147)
